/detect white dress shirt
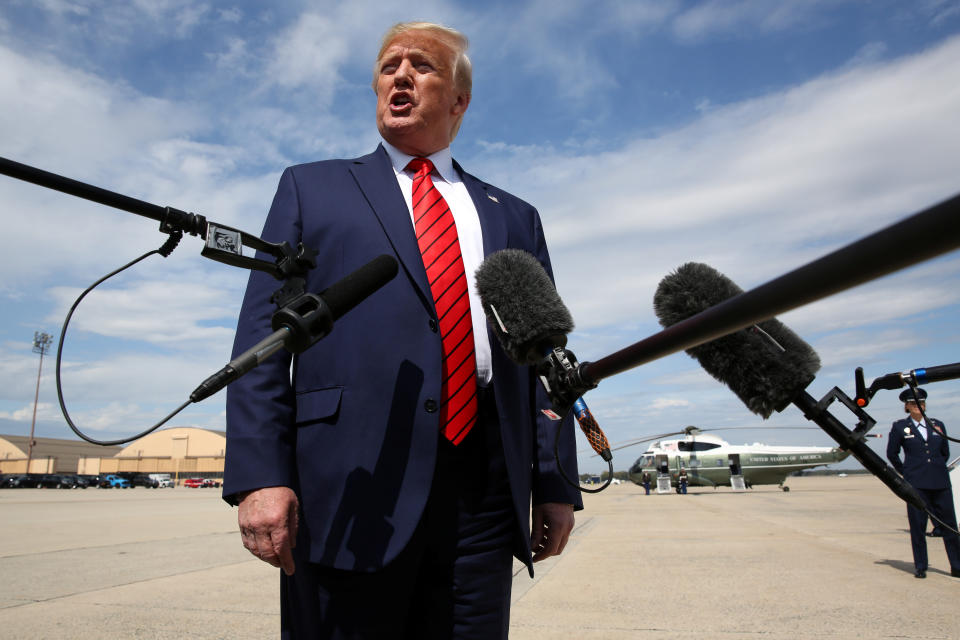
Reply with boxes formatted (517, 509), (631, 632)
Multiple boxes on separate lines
(381, 140), (492, 386)
(912, 418), (928, 440)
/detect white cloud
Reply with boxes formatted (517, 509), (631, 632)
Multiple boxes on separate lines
(470, 35), (960, 337)
(672, 0), (843, 41)
(651, 397), (691, 410)
(32, 0), (90, 17)
(0, 46), (201, 171)
(263, 12), (352, 96)
(0, 402), (53, 422)
(46, 279), (238, 348)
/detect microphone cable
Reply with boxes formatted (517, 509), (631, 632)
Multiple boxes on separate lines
(556, 398), (614, 494)
(554, 428), (613, 493)
(56, 231), (191, 446)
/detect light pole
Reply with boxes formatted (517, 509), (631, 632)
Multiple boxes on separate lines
(27, 331), (53, 474)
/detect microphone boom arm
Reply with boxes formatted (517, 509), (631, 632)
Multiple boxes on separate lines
(856, 362), (960, 408)
(534, 191), (960, 409)
(0, 155), (316, 282)
(793, 389), (928, 512)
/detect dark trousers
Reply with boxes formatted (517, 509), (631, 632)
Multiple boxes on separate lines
(906, 485), (960, 572)
(281, 388), (517, 639)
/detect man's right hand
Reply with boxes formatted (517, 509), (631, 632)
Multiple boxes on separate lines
(237, 486), (299, 576)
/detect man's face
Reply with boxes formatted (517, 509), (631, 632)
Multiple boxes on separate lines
(375, 31), (469, 157)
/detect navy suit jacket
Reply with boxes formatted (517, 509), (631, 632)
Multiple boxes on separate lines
(886, 417), (951, 490)
(223, 145), (581, 573)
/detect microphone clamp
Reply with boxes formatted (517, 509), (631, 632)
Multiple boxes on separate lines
(854, 362), (960, 408)
(536, 346), (598, 418)
(270, 292), (334, 354)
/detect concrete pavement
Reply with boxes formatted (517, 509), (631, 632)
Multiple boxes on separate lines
(1, 476), (957, 639)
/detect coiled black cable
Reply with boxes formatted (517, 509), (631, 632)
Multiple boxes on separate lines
(56, 232), (190, 446)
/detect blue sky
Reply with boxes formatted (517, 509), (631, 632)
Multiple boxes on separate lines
(2, 0), (959, 474)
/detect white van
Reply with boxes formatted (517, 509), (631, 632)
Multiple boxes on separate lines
(149, 473), (173, 488)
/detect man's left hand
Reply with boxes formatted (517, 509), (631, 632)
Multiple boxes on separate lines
(530, 502), (575, 562)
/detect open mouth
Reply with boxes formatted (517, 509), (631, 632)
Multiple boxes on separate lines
(390, 93), (413, 114)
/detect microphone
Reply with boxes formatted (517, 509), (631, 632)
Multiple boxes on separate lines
(654, 262), (821, 419)
(191, 254), (398, 402)
(476, 249), (611, 462)
(474, 248), (574, 365)
(654, 262), (927, 511)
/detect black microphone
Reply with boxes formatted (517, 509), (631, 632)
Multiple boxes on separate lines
(476, 249), (611, 463)
(653, 262), (927, 511)
(474, 248), (574, 365)
(191, 254), (399, 402)
(654, 262), (821, 419)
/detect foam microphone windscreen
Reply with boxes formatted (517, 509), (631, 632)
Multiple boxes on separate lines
(475, 249), (574, 365)
(654, 262), (821, 418)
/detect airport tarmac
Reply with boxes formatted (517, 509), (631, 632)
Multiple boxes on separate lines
(0, 475), (957, 639)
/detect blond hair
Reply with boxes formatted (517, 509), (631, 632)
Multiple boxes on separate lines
(372, 22), (473, 94)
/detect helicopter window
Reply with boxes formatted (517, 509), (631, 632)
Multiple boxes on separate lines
(677, 441), (721, 452)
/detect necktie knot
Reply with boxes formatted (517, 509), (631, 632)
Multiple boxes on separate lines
(407, 157), (434, 179)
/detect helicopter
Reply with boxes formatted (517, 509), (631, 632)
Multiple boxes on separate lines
(620, 426), (855, 492)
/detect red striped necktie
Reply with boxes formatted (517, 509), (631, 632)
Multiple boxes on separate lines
(408, 157), (478, 445)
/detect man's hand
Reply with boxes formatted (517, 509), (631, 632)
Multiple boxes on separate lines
(530, 502), (575, 563)
(237, 486), (299, 575)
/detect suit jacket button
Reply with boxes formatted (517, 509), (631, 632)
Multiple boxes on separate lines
(425, 399), (438, 413)
(429, 318), (438, 332)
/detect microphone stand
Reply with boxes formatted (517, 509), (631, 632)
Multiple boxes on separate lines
(528, 191), (959, 511)
(791, 388), (927, 511)
(533, 191), (960, 411)
(0, 156), (385, 445)
(855, 362), (960, 407)
(0, 155), (314, 282)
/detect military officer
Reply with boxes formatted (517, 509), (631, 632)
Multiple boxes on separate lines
(886, 387), (960, 578)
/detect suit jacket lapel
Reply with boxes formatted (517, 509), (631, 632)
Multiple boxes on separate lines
(350, 145), (433, 308)
(456, 160), (509, 366)
(456, 160), (508, 257)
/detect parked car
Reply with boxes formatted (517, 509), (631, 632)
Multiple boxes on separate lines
(99, 474), (131, 488)
(61, 475), (90, 488)
(33, 474), (76, 488)
(183, 478), (204, 488)
(118, 473), (160, 488)
(80, 475), (100, 487)
(1, 474), (30, 488)
(201, 478), (221, 488)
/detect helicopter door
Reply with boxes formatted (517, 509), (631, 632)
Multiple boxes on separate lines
(728, 454), (746, 491)
(655, 454), (672, 494)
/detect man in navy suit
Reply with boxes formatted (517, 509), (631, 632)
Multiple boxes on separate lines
(222, 21), (582, 638)
(886, 387), (960, 579)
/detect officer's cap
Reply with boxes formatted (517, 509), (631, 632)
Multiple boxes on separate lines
(899, 387), (928, 403)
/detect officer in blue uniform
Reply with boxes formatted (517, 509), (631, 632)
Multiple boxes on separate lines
(886, 387), (960, 578)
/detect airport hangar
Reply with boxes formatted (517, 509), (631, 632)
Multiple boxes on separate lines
(0, 427), (225, 481)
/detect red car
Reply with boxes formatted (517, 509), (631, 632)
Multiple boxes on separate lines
(183, 478), (204, 488)
(202, 478), (221, 488)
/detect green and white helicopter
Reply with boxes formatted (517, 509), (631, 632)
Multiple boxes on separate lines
(620, 426), (854, 492)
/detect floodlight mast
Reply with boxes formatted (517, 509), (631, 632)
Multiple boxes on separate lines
(28, 331), (53, 473)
